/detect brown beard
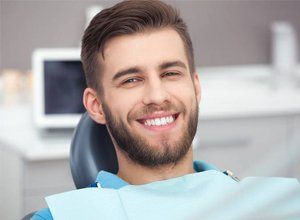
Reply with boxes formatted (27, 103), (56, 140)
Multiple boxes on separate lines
(101, 100), (198, 168)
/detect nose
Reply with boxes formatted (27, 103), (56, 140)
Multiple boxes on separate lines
(142, 76), (171, 105)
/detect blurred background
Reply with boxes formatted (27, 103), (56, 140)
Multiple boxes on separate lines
(1, 1), (300, 219)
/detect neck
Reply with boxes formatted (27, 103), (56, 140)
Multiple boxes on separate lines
(116, 148), (194, 185)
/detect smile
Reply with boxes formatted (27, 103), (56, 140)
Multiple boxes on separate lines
(137, 113), (179, 128)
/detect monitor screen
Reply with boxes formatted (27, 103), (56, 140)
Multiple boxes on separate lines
(33, 48), (88, 129)
(44, 61), (86, 114)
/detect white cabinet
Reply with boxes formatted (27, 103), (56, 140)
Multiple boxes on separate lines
(0, 147), (74, 220)
(193, 116), (297, 179)
(290, 116), (300, 180)
(23, 159), (75, 214)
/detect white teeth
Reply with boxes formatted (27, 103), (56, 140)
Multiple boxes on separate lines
(155, 118), (161, 126)
(144, 115), (176, 126)
(165, 117), (169, 123)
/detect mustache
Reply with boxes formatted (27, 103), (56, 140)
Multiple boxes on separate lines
(129, 102), (186, 120)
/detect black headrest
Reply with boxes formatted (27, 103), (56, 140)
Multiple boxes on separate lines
(70, 112), (118, 189)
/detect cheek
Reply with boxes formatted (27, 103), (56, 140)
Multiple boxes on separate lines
(175, 85), (198, 113)
(105, 91), (141, 121)
(171, 83), (196, 101)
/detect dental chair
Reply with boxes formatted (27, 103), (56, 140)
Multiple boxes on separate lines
(22, 112), (118, 219)
(70, 112), (118, 188)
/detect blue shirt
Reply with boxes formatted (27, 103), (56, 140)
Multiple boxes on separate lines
(31, 161), (220, 220)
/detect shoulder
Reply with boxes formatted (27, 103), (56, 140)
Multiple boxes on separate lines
(31, 208), (53, 220)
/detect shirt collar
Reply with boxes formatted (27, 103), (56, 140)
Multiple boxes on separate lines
(95, 171), (129, 189)
(96, 160), (220, 189)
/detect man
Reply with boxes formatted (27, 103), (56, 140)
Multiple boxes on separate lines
(32, 1), (299, 219)
(81, 1), (200, 185)
(33, 1), (202, 219)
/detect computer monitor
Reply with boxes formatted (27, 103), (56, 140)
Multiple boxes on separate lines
(32, 48), (87, 129)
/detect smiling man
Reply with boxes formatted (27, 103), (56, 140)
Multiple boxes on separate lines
(31, 0), (300, 219)
(84, 28), (200, 184)
(80, 0), (201, 186)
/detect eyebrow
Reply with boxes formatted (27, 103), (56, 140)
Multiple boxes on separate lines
(159, 60), (187, 70)
(112, 60), (187, 81)
(112, 67), (142, 81)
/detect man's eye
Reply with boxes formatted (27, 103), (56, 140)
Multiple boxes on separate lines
(163, 72), (180, 77)
(122, 78), (142, 85)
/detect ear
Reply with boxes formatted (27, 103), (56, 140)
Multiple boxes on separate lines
(193, 72), (201, 103)
(83, 88), (106, 124)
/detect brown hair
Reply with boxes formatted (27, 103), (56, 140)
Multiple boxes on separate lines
(81, 0), (195, 94)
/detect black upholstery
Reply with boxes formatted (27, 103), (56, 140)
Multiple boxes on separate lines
(70, 112), (118, 189)
(21, 212), (35, 220)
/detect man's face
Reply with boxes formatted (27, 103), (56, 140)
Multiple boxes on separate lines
(99, 28), (201, 167)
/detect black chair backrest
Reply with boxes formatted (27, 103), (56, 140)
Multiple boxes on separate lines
(70, 112), (118, 189)
(21, 212), (35, 220)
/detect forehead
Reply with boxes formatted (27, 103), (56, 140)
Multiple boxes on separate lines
(99, 28), (189, 77)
